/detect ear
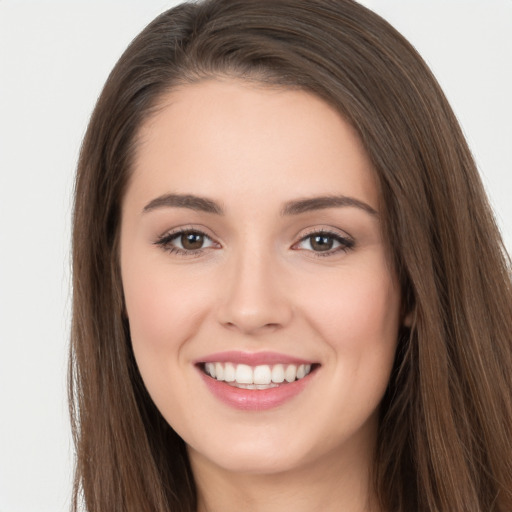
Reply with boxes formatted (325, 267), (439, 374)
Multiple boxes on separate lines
(403, 310), (413, 328)
(400, 296), (414, 328)
(400, 288), (414, 328)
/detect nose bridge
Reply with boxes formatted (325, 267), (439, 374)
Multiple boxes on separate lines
(217, 237), (292, 334)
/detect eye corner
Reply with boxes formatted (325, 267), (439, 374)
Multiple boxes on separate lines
(292, 228), (355, 256)
(153, 227), (221, 257)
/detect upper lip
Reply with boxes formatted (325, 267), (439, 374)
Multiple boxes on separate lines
(196, 350), (317, 366)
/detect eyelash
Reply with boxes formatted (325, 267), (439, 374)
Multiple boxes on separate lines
(293, 229), (355, 257)
(154, 228), (355, 257)
(154, 228), (218, 257)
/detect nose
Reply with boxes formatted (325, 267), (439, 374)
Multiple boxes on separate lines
(216, 250), (293, 335)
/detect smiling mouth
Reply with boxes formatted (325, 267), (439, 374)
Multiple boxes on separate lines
(199, 362), (318, 389)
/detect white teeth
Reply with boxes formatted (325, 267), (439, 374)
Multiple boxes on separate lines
(224, 362), (236, 382)
(271, 364), (285, 383)
(235, 364), (253, 384)
(253, 365), (272, 385)
(285, 364), (297, 383)
(215, 362), (224, 381)
(205, 362), (216, 378)
(204, 362), (313, 386)
(233, 383), (279, 390)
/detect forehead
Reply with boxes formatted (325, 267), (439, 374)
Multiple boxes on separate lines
(127, 78), (379, 213)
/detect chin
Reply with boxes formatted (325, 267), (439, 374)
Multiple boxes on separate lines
(191, 444), (307, 476)
(185, 423), (329, 477)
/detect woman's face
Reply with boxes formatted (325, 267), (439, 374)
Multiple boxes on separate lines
(120, 79), (402, 476)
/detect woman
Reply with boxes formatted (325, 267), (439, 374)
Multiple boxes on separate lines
(69, 0), (512, 510)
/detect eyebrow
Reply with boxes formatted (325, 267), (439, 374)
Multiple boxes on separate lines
(281, 195), (378, 216)
(142, 193), (377, 217)
(143, 194), (224, 215)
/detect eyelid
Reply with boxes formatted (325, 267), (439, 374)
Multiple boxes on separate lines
(154, 225), (221, 256)
(292, 226), (355, 255)
(295, 225), (354, 243)
(155, 224), (219, 242)
(153, 224), (354, 257)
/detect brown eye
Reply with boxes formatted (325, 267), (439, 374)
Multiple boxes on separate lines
(310, 235), (334, 252)
(295, 231), (354, 255)
(181, 232), (205, 250)
(155, 229), (217, 254)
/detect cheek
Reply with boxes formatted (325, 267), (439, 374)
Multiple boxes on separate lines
(121, 251), (214, 364)
(290, 263), (400, 446)
(121, 257), (215, 426)
(298, 261), (400, 373)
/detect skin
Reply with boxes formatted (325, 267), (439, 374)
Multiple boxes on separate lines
(120, 78), (402, 512)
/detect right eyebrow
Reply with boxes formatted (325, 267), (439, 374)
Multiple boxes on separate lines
(142, 193), (224, 215)
(281, 195), (378, 217)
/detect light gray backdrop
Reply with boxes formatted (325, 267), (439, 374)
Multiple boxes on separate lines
(0, 1), (510, 511)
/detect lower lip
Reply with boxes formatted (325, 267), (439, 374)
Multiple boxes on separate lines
(198, 369), (316, 411)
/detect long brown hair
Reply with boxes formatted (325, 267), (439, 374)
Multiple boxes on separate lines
(70, 1), (512, 510)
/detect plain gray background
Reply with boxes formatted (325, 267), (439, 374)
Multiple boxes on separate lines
(0, 1), (510, 511)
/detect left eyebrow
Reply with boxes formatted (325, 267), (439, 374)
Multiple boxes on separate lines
(281, 195), (378, 216)
(142, 193), (224, 215)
